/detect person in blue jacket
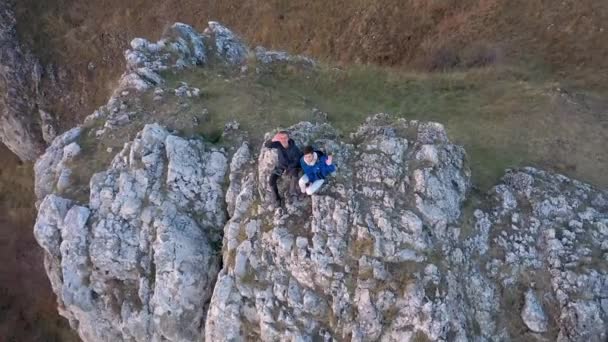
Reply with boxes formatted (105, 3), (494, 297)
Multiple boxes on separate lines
(299, 145), (336, 195)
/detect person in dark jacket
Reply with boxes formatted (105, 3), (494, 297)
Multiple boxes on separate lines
(264, 131), (302, 206)
(299, 145), (336, 195)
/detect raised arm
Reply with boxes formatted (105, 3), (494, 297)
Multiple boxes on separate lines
(287, 144), (302, 169)
(264, 140), (281, 149)
(265, 132), (287, 149)
(321, 155), (337, 177)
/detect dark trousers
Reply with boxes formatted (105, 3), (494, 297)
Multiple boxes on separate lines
(269, 167), (299, 200)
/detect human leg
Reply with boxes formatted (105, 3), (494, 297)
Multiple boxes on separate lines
(269, 170), (282, 204)
(305, 179), (325, 195)
(298, 175), (309, 193)
(285, 169), (300, 196)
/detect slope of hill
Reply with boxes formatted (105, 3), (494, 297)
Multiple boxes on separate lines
(13, 0), (608, 128)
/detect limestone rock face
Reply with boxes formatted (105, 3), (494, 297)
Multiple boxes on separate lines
(0, 1), (45, 160)
(33, 21), (253, 207)
(206, 114), (476, 341)
(34, 116), (608, 341)
(34, 124), (228, 341)
(120, 22), (210, 93)
(205, 116), (607, 341)
(479, 167), (608, 341)
(33, 127), (82, 204)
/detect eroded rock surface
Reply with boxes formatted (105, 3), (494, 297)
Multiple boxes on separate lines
(207, 114), (477, 341)
(35, 124), (227, 341)
(479, 168), (608, 341)
(0, 1), (45, 160)
(205, 119), (607, 341)
(34, 117), (608, 341)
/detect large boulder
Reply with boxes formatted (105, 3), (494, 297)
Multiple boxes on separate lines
(206, 114), (475, 341)
(34, 124), (228, 341)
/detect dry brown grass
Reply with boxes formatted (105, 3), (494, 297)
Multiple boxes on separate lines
(11, 0), (608, 130)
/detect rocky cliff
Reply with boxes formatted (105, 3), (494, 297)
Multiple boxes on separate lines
(32, 22), (607, 341)
(0, 0), (48, 160)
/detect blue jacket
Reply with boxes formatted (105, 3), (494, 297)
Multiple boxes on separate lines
(300, 152), (336, 183)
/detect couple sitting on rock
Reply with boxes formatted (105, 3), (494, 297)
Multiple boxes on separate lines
(265, 130), (336, 206)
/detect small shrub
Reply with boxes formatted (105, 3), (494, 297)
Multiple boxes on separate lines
(428, 45), (462, 71)
(419, 37), (500, 71)
(461, 42), (501, 68)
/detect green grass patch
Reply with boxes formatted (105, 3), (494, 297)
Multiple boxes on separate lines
(153, 61), (608, 191)
(65, 59), (607, 204)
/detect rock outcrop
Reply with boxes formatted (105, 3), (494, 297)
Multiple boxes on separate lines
(207, 115), (474, 341)
(32, 22), (607, 341)
(478, 167), (608, 341)
(0, 0), (46, 160)
(35, 124), (227, 341)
